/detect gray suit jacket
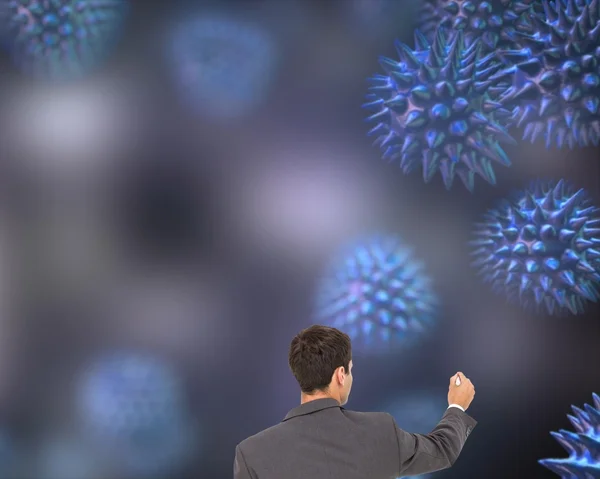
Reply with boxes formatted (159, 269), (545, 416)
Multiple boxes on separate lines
(234, 398), (477, 478)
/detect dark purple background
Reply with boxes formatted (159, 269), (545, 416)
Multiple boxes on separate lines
(0, 1), (598, 478)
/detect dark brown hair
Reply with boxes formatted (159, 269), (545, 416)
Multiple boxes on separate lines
(288, 325), (351, 393)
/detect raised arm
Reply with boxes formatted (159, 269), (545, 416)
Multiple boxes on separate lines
(391, 406), (477, 477)
(393, 372), (477, 477)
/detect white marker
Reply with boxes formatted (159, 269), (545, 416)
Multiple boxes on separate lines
(455, 376), (461, 386)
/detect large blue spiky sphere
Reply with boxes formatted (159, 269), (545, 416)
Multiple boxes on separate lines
(364, 27), (516, 192)
(314, 235), (437, 354)
(167, 14), (277, 121)
(471, 180), (600, 315)
(418, 0), (543, 51)
(539, 393), (600, 477)
(0, 0), (128, 82)
(78, 353), (195, 477)
(491, 0), (600, 148)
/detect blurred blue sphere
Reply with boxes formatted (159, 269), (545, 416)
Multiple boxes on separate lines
(471, 179), (600, 315)
(77, 353), (196, 478)
(381, 392), (448, 479)
(167, 13), (278, 121)
(0, 0), (128, 81)
(315, 235), (438, 354)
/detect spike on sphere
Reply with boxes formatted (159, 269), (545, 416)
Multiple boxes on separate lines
(77, 353), (195, 476)
(314, 235), (438, 354)
(539, 393), (600, 477)
(417, 0), (544, 51)
(493, 0), (600, 148)
(471, 180), (600, 315)
(364, 27), (515, 192)
(0, 0), (129, 82)
(418, 0), (442, 42)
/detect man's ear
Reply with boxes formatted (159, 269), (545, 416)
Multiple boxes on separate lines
(337, 366), (346, 384)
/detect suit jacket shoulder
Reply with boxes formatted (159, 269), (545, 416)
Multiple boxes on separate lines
(234, 399), (477, 479)
(238, 408), (393, 450)
(338, 408), (396, 429)
(238, 422), (283, 450)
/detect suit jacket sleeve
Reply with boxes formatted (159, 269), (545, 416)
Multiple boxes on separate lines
(391, 407), (477, 477)
(234, 445), (256, 479)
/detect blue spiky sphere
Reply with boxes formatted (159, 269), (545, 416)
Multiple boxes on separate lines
(471, 180), (600, 315)
(492, 0), (600, 148)
(418, 0), (542, 51)
(0, 0), (128, 81)
(539, 393), (600, 477)
(167, 14), (277, 121)
(315, 236), (437, 353)
(78, 353), (194, 476)
(364, 27), (516, 192)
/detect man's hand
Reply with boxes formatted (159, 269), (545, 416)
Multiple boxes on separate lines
(448, 372), (475, 411)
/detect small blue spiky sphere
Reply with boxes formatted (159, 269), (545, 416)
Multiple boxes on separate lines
(314, 235), (437, 353)
(539, 393), (600, 477)
(364, 27), (516, 192)
(78, 353), (193, 476)
(491, 0), (600, 148)
(471, 180), (600, 315)
(167, 14), (277, 121)
(418, 0), (542, 51)
(0, 0), (128, 81)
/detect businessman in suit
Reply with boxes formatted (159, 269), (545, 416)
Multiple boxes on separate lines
(234, 325), (477, 478)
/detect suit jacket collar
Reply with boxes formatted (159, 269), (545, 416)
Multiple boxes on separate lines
(282, 398), (342, 421)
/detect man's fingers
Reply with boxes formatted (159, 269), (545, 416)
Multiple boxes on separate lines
(450, 373), (473, 388)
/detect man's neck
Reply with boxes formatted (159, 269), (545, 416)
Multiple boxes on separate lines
(300, 391), (340, 405)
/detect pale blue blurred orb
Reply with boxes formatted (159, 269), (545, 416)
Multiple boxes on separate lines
(315, 235), (438, 355)
(167, 13), (278, 121)
(77, 353), (197, 478)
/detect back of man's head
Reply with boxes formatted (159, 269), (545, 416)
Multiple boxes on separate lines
(288, 325), (351, 394)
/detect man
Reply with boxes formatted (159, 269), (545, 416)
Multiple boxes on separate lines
(234, 325), (477, 478)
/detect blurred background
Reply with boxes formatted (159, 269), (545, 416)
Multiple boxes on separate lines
(0, 0), (598, 478)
